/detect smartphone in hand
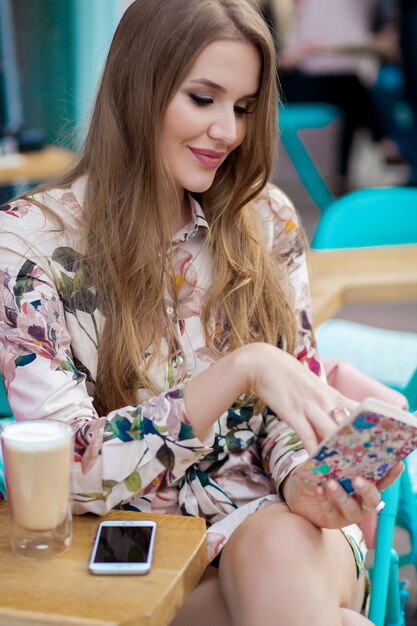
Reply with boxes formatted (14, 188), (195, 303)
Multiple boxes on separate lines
(88, 520), (157, 575)
(294, 397), (417, 493)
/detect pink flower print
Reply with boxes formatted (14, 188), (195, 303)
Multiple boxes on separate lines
(75, 417), (107, 473)
(0, 272), (15, 321)
(18, 299), (69, 361)
(194, 345), (217, 364)
(207, 532), (227, 560)
(168, 248), (203, 319)
(271, 202), (297, 230)
(0, 286), (72, 386)
(211, 313), (231, 352)
(297, 347), (321, 377)
(59, 192), (83, 223)
(0, 345), (19, 389)
(150, 488), (180, 515)
(0, 199), (30, 219)
(339, 445), (352, 456)
(163, 410), (182, 440)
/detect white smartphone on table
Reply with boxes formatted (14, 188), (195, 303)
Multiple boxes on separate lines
(88, 520), (157, 575)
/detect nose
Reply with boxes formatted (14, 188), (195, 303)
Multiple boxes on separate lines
(208, 107), (238, 146)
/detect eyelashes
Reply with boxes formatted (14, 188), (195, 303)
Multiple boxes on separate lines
(187, 92), (253, 117)
(188, 93), (213, 106)
(234, 105), (252, 117)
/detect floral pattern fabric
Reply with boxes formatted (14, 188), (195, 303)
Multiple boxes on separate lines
(0, 178), (323, 561)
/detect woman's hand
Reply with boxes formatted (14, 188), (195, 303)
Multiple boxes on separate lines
(185, 342), (356, 452)
(247, 343), (357, 453)
(281, 461), (404, 529)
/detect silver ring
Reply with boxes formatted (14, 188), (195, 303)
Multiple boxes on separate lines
(330, 405), (350, 424)
(362, 499), (386, 514)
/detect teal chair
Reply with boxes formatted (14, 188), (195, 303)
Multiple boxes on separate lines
(316, 320), (417, 412)
(312, 185), (417, 415)
(0, 379), (12, 417)
(311, 187), (417, 626)
(279, 103), (417, 622)
(311, 186), (417, 249)
(369, 480), (409, 626)
(0, 380), (14, 499)
(398, 452), (417, 576)
(278, 102), (341, 212)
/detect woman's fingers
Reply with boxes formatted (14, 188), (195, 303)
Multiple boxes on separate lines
(324, 479), (362, 524)
(252, 345), (363, 453)
(290, 398), (355, 454)
(376, 461), (405, 491)
(323, 475), (389, 522)
(284, 416), (321, 455)
(285, 404), (344, 454)
(320, 466), (404, 523)
(352, 477), (383, 511)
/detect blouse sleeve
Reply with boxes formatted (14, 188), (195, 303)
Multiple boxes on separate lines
(256, 184), (323, 491)
(0, 200), (214, 515)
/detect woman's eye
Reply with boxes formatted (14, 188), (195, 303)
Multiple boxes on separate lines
(234, 105), (252, 117)
(188, 93), (213, 106)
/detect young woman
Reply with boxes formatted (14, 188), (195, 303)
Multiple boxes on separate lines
(0, 1), (402, 624)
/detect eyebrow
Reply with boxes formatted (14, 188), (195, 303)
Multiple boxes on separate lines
(187, 78), (259, 99)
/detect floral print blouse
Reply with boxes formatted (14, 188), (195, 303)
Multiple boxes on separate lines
(0, 178), (321, 560)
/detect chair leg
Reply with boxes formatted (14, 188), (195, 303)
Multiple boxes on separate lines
(368, 480), (401, 626)
(397, 459), (417, 571)
(384, 550), (409, 626)
(278, 104), (337, 212)
(0, 416), (15, 499)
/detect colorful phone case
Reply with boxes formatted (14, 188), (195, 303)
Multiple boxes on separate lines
(294, 406), (417, 494)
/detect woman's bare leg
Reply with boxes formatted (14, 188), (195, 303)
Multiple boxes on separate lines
(171, 503), (373, 626)
(170, 565), (231, 626)
(218, 504), (371, 626)
(341, 608), (374, 625)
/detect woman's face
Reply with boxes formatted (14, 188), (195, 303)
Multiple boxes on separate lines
(161, 38), (261, 194)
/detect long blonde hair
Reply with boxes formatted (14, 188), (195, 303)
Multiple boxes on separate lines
(27, 0), (296, 414)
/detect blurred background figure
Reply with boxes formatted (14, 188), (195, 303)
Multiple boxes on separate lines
(273, 0), (400, 190)
(256, 0), (403, 191)
(397, 0), (417, 184)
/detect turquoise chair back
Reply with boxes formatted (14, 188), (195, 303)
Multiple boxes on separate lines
(0, 380), (12, 417)
(0, 380), (14, 499)
(311, 185), (417, 624)
(369, 480), (408, 626)
(0, 417), (14, 499)
(312, 184), (417, 411)
(278, 103), (340, 212)
(311, 186), (417, 249)
(316, 320), (417, 412)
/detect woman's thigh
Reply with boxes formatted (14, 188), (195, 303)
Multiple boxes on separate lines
(217, 503), (366, 625)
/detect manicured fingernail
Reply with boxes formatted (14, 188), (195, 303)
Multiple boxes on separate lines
(354, 477), (365, 488)
(327, 480), (338, 491)
(316, 486), (324, 496)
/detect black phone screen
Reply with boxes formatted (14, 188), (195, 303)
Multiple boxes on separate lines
(93, 525), (153, 563)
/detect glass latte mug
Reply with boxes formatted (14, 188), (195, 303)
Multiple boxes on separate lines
(1, 419), (74, 559)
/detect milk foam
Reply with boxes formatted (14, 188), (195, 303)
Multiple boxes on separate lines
(2, 420), (72, 451)
(2, 420), (73, 531)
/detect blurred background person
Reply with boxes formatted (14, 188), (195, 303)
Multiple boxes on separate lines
(257, 0), (400, 191)
(397, 0), (417, 184)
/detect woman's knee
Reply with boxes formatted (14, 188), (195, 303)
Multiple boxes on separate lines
(220, 506), (328, 587)
(217, 507), (352, 624)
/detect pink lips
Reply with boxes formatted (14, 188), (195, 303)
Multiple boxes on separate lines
(189, 147), (226, 169)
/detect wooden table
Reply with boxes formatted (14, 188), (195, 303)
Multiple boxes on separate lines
(0, 146), (74, 186)
(0, 502), (207, 626)
(308, 244), (417, 326)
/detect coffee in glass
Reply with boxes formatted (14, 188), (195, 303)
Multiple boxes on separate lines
(1, 419), (73, 559)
